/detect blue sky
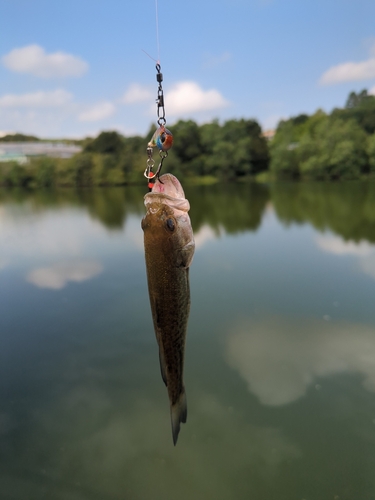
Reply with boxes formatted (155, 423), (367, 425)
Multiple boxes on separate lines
(1, 0), (375, 139)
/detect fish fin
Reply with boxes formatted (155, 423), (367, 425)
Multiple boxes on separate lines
(159, 348), (167, 386)
(171, 389), (187, 446)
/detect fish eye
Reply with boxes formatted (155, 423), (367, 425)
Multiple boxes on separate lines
(166, 218), (175, 231)
(161, 133), (166, 143)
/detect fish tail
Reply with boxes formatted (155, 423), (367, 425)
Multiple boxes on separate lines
(170, 389), (187, 446)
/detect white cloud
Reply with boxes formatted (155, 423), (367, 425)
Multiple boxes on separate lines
(2, 44), (88, 78)
(319, 45), (375, 85)
(26, 260), (103, 289)
(0, 89), (73, 108)
(78, 101), (115, 122)
(165, 81), (229, 116)
(369, 84), (375, 96)
(0, 108), (76, 139)
(122, 83), (152, 104)
(226, 317), (375, 406)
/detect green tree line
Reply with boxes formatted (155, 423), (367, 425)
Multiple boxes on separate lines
(1, 89), (375, 187)
(0, 118), (269, 187)
(270, 89), (375, 180)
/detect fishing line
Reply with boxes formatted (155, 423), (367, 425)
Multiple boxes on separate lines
(155, 0), (161, 64)
(141, 49), (158, 64)
(144, 0), (174, 190)
(141, 0), (161, 63)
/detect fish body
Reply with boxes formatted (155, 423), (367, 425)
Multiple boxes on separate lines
(141, 174), (195, 445)
(148, 125), (173, 152)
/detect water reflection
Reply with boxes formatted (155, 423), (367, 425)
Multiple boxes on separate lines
(2, 181), (375, 499)
(0, 202), (84, 260)
(193, 224), (218, 248)
(2, 181), (375, 244)
(0, 186), (145, 230)
(78, 187), (145, 229)
(26, 260), (103, 289)
(316, 233), (375, 283)
(186, 182), (270, 234)
(226, 316), (375, 406)
(316, 233), (374, 256)
(2, 380), (301, 500)
(271, 181), (375, 243)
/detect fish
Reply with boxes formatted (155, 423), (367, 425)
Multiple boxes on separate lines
(148, 125), (174, 152)
(141, 173), (195, 445)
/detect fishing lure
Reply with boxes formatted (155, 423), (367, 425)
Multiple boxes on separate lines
(145, 63), (173, 189)
(148, 124), (173, 152)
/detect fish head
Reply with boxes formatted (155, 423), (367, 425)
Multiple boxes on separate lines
(142, 174), (195, 268)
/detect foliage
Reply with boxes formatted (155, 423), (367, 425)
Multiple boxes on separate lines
(166, 118), (269, 180)
(367, 133), (375, 173)
(298, 118), (368, 180)
(0, 133), (39, 142)
(2, 88), (375, 186)
(84, 131), (125, 155)
(333, 89), (375, 134)
(270, 90), (375, 180)
(32, 157), (57, 187)
(0, 162), (28, 187)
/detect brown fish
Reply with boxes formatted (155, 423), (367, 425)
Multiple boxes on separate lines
(141, 173), (195, 445)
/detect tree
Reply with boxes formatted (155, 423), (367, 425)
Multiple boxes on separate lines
(171, 120), (203, 164)
(335, 89), (375, 134)
(345, 89), (369, 109)
(0, 133), (39, 142)
(33, 157), (56, 187)
(299, 118), (368, 179)
(84, 131), (124, 155)
(367, 134), (375, 173)
(269, 112), (323, 178)
(269, 99), (374, 180)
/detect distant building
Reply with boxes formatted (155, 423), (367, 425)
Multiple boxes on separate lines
(262, 129), (276, 141)
(0, 151), (28, 164)
(0, 142), (81, 164)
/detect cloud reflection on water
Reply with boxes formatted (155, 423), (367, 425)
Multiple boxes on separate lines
(315, 234), (374, 256)
(226, 316), (375, 406)
(193, 224), (221, 249)
(316, 233), (375, 281)
(13, 386), (300, 500)
(26, 260), (103, 290)
(0, 206), (98, 258)
(0, 331), (302, 500)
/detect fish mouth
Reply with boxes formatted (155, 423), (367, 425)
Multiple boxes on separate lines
(151, 174), (185, 198)
(144, 174), (190, 213)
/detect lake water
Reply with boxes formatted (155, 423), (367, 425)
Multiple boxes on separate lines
(1, 181), (375, 500)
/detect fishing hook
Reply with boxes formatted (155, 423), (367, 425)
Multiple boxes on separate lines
(145, 63), (172, 190)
